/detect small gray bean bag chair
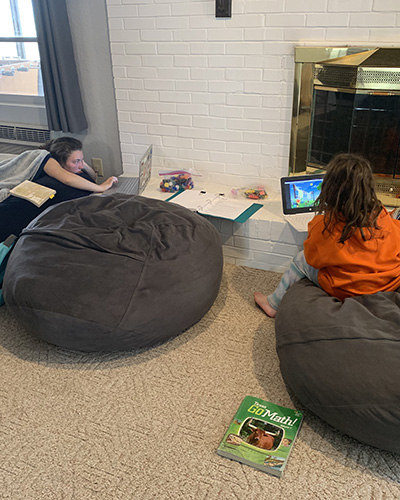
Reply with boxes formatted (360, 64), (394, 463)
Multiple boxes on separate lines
(275, 279), (400, 454)
(3, 194), (223, 352)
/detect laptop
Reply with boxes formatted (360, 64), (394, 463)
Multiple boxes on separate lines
(107, 145), (153, 195)
(280, 174), (324, 232)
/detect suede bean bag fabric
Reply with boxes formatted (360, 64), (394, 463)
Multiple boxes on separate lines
(3, 194), (223, 352)
(275, 278), (400, 454)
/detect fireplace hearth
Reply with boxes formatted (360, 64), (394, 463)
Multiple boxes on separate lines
(290, 46), (400, 206)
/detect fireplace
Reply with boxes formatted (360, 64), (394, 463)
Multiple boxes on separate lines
(289, 47), (400, 205)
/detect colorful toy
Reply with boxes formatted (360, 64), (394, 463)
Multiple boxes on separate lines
(160, 173), (194, 192)
(243, 187), (268, 200)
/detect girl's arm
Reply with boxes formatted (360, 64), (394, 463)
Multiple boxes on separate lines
(82, 161), (97, 181)
(43, 158), (117, 193)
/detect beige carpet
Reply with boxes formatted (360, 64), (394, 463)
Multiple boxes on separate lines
(0, 264), (399, 499)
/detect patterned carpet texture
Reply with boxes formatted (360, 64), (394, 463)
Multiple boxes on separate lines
(0, 264), (399, 499)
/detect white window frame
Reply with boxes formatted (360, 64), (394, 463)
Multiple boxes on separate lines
(0, 17), (47, 127)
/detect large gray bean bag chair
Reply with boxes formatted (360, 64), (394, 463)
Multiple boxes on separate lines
(275, 279), (400, 454)
(3, 194), (223, 352)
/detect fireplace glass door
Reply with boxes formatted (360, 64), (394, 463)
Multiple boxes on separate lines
(308, 88), (400, 177)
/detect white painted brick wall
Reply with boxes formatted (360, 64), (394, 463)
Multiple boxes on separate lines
(141, 177), (306, 272)
(193, 212), (306, 272)
(105, 0), (400, 270)
(105, 0), (400, 189)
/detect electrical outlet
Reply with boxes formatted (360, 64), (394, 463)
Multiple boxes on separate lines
(91, 158), (104, 177)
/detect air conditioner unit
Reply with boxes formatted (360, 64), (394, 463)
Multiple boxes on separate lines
(0, 124), (51, 154)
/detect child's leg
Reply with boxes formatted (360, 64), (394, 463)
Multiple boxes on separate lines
(268, 250), (318, 309)
(255, 251), (318, 317)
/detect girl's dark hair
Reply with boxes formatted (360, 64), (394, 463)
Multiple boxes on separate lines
(39, 137), (83, 166)
(317, 153), (382, 244)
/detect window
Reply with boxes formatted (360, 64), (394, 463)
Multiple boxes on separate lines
(0, 0), (43, 96)
(0, 0), (47, 131)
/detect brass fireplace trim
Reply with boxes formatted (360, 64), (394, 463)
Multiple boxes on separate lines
(289, 46), (400, 206)
(289, 46), (373, 175)
(289, 46), (400, 171)
(314, 48), (400, 91)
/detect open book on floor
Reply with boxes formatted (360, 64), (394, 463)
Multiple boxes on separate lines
(167, 189), (263, 222)
(217, 396), (303, 478)
(9, 180), (56, 207)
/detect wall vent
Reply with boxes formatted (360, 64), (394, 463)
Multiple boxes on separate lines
(0, 125), (51, 154)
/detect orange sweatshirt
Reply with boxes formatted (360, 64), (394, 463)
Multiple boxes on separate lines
(303, 207), (400, 300)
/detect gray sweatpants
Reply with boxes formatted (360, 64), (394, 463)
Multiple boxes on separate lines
(267, 250), (320, 310)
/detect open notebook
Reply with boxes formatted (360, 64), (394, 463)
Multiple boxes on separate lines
(167, 189), (263, 222)
(280, 174), (324, 232)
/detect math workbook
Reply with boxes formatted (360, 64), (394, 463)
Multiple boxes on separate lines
(217, 396), (303, 478)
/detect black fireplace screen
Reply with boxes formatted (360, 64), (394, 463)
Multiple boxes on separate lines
(308, 89), (400, 177)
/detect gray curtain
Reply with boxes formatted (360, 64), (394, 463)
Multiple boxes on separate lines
(31, 0), (88, 133)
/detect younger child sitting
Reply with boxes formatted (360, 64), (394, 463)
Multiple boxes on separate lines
(255, 153), (400, 317)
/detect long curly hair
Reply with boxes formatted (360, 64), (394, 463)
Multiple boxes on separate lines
(39, 137), (83, 166)
(317, 153), (382, 244)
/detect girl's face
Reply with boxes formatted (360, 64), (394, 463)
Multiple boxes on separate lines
(63, 150), (84, 174)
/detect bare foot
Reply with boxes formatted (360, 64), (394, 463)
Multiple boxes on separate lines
(254, 291), (277, 318)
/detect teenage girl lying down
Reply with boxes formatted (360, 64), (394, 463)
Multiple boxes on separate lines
(0, 136), (118, 241)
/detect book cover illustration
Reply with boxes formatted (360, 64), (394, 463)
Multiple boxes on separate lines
(217, 396), (303, 478)
(9, 180), (56, 207)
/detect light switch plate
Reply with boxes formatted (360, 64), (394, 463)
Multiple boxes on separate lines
(216, 0), (231, 18)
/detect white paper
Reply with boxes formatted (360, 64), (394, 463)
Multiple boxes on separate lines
(169, 189), (258, 220)
(199, 198), (253, 219)
(169, 190), (220, 211)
